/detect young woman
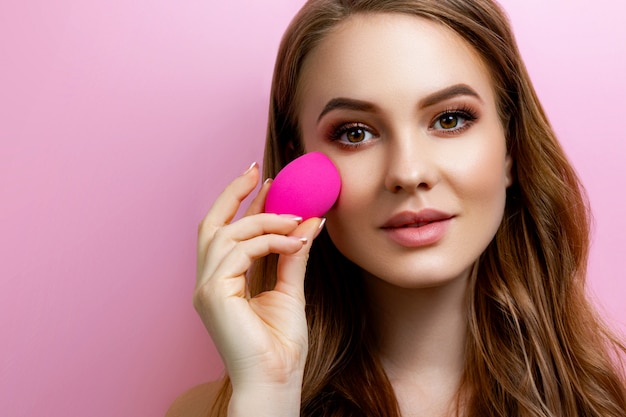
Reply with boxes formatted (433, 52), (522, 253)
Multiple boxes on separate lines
(169, 0), (626, 416)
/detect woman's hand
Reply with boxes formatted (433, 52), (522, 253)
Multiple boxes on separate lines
(194, 162), (323, 416)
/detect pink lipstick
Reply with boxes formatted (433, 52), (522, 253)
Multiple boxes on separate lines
(381, 209), (453, 247)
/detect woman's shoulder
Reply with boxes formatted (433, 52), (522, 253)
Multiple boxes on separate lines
(166, 379), (224, 417)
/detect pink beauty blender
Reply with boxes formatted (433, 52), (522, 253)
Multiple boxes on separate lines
(265, 152), (341, 220)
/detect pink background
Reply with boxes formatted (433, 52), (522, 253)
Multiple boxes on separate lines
(1, 1), (625, 415)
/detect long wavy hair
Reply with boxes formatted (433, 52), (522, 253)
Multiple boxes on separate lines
(212, 0), (626, 415)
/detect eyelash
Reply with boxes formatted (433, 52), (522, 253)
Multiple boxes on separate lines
(430, 106), (478, 135)
(326, 105), (480, 149)
(328, 122), (377, 150)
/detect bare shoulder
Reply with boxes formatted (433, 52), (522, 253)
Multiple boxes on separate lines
(166, 380), (224, 417)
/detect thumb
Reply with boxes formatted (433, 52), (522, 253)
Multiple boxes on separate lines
(274, 217), (325, 301)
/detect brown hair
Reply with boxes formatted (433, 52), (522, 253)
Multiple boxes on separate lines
(212, 1), (626, 415)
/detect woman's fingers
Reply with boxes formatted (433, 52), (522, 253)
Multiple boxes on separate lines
(197, 163), (260, 275)
(274, 217), (325, 302)
(191, 164), (324, 397)
(212, 213), (303, 245)
(198, 233), (307, 300)
(194, 231), (309, 337)
(200, 216), (324, 300)
(198, 163), (259, 246)
(199, 213), (303, 285)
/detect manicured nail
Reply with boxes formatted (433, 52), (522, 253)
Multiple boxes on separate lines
(313, 218), (326, 239)
(242, 162), (258, 175)
(263, 178), (273, 185)
(290, 236), (308, 244)
(280, 214), (303, 222)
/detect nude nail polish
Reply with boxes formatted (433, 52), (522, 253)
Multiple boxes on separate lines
(313, 218), (326, 239)
(242, 162), (258, 175)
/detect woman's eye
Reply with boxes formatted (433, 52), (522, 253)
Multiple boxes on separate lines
(437, 114), (462, 130)
(432, 110), (477, 132)
(330, 123), (376, 147)
(345, 127), (370, 143)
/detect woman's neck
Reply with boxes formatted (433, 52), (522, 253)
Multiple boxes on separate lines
(363, 269), (471, 416)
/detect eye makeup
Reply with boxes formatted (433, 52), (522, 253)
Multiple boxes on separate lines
(327, 121), (379, 150)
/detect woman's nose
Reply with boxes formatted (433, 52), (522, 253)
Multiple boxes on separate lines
(383, 133), (440, 193)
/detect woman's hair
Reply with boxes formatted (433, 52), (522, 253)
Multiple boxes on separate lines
(212, 1), (626, 416)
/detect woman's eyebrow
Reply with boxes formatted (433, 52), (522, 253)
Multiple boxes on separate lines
(317, 98), (376, 122)
(317, 84), (482, 122)
(419, 84), (483, 108)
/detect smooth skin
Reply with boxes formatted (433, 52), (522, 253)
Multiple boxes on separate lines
(170, 12), (512, 417)
(299, 13), (512, 290)
(297, 13), (512, 416)
(298, 14), (512, 417)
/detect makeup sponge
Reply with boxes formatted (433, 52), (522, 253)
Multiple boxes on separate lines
(265, 152), (341, 220)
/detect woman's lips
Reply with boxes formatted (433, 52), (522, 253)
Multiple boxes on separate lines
(381, 210), (453, 247)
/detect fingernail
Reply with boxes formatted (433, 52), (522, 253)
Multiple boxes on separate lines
(280, 214), (303, 222)
(263, 178), (273, 186)
(313, 218), (326, 239)
(290, 236), (308, 244)
(242, 162), (258, 175)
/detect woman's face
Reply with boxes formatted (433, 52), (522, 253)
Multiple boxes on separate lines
(297, 13), (512, 288)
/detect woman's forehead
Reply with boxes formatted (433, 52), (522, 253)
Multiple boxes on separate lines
(296, 13), (496, 119)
